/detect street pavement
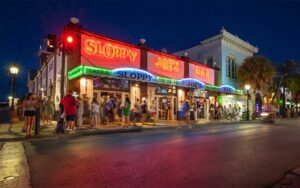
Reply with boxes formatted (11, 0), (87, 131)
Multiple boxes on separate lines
(19, 119), (300, 188)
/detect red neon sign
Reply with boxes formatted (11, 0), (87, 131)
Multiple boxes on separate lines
(81, 34), (140, 69)
(189, 63), (214, 85)
(147, 52), (184, 79)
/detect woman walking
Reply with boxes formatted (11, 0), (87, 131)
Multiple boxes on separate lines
(122, 96), (131, 127)
(23, 93), (37, 137)
(90, 98), (99, 129)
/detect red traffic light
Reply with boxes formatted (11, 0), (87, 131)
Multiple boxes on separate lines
(64, 33), (75, 45)
(66, 36), (73, 44)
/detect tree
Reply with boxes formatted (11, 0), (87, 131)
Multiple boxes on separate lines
(284, 73), (300, 113)
(270, 60), (299, 105)
(238, 55), (276, 97)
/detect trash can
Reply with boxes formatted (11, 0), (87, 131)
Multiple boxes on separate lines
(0, 102), (11, 124)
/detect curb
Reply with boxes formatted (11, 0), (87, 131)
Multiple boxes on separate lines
(0, 118), (298, 142)
(0, 127), (142, 142)
(271, 166), (300, 188)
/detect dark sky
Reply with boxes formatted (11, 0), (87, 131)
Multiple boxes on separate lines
(1, 0), (300, 101)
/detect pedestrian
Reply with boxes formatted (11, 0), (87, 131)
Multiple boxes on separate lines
(100, 97), (108, 125)
(122, 96), (131, 127)
(287, 107), (291, 118)
(90, 97), (99, 129)
(61, 91), (77, 132)
(218, 105), (223, 121)
(228, 104), (233, 120)
(23, 93), (38, 137)
(40, 96), (46, 124)
(149, 100), (157, 126)
(178, 101), (192, 129)
(77, 97), (84, 127)
(133, 98), (141, 126)
(115, 97), (123, 126)
(209, 104), (215, 120)
(44, 96), (55, 125)
(141, 100), (148, 125)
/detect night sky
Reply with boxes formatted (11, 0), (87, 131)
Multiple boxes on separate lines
(1, 1), (300, 101)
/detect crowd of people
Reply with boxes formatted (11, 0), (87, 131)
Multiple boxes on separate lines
(21, 90), (298, 137)
(208, 104), (245, 121)
(58, 91), (158, 132)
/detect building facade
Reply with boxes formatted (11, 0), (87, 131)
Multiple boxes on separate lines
(28, 23), (246, 121)
(174, 28), (258, 113)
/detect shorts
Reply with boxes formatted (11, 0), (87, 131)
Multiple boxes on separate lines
(142, 113), (147, 119)
(134, 112), (141, 118)
(66, 115), (76, 121)
(24, 110), (35, 117)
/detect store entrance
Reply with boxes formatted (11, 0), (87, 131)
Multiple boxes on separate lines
(158, 97), (171, 120)
(157, 96), (177, 120)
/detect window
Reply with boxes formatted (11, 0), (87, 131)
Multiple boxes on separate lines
(226, 56), (237, 79)
(206, 57), (213, 67)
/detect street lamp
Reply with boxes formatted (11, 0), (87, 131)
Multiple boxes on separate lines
(10, 66), (19, 111)
(245, 84), (251, 121)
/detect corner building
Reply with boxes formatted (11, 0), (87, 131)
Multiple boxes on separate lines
(30, 23), (245, 121)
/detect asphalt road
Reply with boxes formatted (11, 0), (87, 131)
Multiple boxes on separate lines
(24, 119), (300, 188)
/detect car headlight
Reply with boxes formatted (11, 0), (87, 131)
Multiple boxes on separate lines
(261, 112), (269, 117)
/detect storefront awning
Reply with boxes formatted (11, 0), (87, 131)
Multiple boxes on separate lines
(68, 65), (244, 95)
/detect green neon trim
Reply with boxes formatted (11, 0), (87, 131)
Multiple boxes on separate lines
(156, 76), (178, 85)
(235, 90), (244, 95)
(205, 84), (219, 91)
(68, 65), (84, 80)
(83, 66), (112, 76)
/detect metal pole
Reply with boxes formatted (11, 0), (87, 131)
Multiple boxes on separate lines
(246, 90), (249, 121)
(11, 75), (15, 111)
(60, 52), (66, 100)
(35, 105), (40, 136)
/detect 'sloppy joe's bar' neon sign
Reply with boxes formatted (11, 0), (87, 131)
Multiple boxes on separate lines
(81, 34), (141, 69)
(147, 52), (184, 80)
(84, 39), (138, 62)
(155, 56), (180, 73)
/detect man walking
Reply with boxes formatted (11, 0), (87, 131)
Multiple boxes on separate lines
(61, 91), (77, 132)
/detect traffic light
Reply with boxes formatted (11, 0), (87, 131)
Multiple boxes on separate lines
(63, 33), (75, 54)
(46, 34), (57, 53)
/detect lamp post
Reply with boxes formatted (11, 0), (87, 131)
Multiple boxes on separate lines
(245, 84), (251, 121)
(10, 66), (19, 111)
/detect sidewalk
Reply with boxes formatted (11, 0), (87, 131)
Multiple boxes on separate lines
(0, 142), (31, 188)
(0, 118), (298, 142)
(272, 166), (300, 188)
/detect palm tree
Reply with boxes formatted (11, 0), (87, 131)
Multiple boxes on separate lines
(238, 55), (276, 113)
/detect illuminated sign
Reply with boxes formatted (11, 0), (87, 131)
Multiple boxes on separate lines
(219, 85), (235, 93)
(189, 63), (214, 85)
(147, 52), (184, 80)
(81, 34), (141, 69)
(68, 65), (243, 95)
(178, 78), (205, 89)
(112, 68), (155, 82)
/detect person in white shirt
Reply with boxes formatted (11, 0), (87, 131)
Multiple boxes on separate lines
(90, 98), (100, 129)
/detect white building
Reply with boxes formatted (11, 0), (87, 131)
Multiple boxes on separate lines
(174, 28), (259, 112)
(174, 27), (258, 89)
